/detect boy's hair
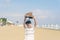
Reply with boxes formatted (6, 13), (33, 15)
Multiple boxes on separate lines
(25, 12), (34, 18)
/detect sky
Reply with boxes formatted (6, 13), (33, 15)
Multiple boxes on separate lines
(0, 0), (60, 26)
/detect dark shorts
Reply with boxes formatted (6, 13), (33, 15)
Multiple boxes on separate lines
(25, 20), (31, 24)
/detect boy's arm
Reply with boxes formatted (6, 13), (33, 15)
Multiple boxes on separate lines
(23, 18), (26, 28)
(34, 17), (37, 27)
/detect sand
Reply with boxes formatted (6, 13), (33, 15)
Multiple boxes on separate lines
(0, 25), (60, 40)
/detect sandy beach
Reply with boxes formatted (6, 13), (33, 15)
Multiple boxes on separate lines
(0, 25), (60, 40)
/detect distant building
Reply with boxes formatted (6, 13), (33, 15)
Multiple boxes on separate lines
(41, 24), (60, 29)
(6, 20), (14, 25)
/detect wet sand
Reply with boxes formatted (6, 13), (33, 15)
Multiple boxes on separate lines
(0, 25), (60, 40)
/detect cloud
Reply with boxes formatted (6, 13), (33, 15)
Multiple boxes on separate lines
(31, 9), (50, 19)
(5, 0), (11, 3)
(40, 16), (48, 19)
(0, 12), (24, 17)
(0, 0), (11, 8)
